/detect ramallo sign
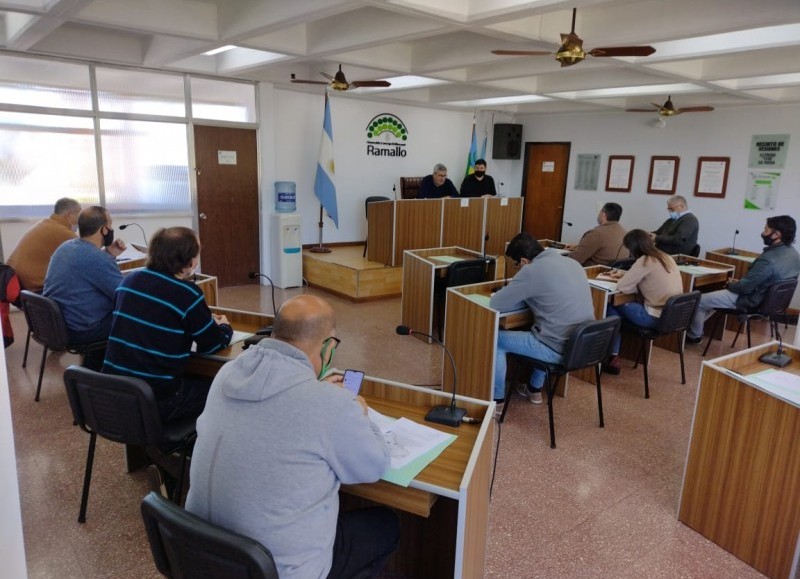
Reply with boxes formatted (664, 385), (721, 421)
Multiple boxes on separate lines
(365, 113), (408, 157)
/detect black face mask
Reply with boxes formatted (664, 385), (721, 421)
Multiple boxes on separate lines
(474, 170), (485, 178)
(761, 232), (776, 247)
(102, 226), (114, 247)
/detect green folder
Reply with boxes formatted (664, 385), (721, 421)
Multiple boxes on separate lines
(381, 434), (457, 487)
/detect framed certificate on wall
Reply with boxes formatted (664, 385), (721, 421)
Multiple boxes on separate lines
(647, 156), (680, 194)
(694, 157), (730, 198)
(605, 155), (635, 192)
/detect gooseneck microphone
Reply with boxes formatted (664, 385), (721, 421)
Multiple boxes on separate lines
(727, 229), (740, 255)
(396, 325), (466, 427)
(759, 326), (792, 367)
(562, 221), (573, 227)
(248, 272), (277, 335)
(119, 223), (148, 247)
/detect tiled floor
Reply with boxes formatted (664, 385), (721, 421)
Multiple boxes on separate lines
(6, 283), (774, 578)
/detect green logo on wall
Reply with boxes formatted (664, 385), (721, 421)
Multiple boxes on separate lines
(366, 113), (408, 157)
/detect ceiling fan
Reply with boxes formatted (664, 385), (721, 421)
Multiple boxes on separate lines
(290, 64), (391, 91)
(492, 8), (655, 67)
(626, 96), (714, 116)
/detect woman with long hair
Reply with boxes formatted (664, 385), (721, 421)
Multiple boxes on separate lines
(603, 229), (683, 373)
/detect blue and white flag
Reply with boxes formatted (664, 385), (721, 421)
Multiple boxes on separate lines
(314, 92), (338, 228)
(465, 117), (478, 177)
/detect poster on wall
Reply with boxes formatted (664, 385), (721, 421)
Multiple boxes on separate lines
(575, 154), (600, 190)
(748, 134), (790, 169)
(744, 170), (781, 210)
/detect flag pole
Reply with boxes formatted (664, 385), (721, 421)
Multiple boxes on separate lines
(309, 204), (331, 253)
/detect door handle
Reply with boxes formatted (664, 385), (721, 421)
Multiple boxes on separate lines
(199, 213), (207, 220)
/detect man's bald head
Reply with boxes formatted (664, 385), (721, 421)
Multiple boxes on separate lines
(272, 295), (336, 347)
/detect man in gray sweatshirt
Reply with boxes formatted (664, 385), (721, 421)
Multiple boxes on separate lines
(490, 233), (595, 404)
(185, 295), (398, 579)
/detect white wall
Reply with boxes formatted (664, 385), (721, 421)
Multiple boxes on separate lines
(512, 104), (800, 255)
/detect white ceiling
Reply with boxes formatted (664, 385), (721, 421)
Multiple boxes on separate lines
(2, 0), (800, 116)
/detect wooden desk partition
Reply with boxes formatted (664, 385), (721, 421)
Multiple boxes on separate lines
(704, 247), (759, 280)
(367, 197), (523, 266)
(679, 343), (800, 579)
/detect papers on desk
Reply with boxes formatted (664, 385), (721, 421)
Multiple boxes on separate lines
(432, 255), (466, 264)
(679, 265), (727, 275)
(588, 279), (618, 292)
(738, 255), (756, 263)
(465, 293), (492, 307)
(368, 408), (457, 487)
(742, 368), (800, 407)
(190, 330), (253, 352)
(115, 245), (148, 263)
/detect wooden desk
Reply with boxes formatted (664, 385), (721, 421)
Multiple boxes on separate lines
(367, 197), (523, 266)
(342, 377), (494, 578)
(401, 247), (495, 341)
(679, 342), (800, 579)
(705, 247), (760, 281)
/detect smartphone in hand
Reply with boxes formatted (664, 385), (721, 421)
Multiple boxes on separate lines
(343, 369), (365, 395)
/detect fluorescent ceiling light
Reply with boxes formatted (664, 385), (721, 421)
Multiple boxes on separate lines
(360, 75), (446, 91)
(712, 73), (800, 90)
(647, 23), (800, 61)
(203, 45), (237, 56)
(445, 95), (551, 107)
(548, 83), (701, 99)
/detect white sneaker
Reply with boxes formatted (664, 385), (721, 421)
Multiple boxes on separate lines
(514, 383), (543, 404)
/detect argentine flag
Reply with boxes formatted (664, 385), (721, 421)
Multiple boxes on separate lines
(314, 93), (338, 228)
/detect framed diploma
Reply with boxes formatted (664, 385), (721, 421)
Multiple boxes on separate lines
(605, 155), (635, 192)
(647, 156), (679, 194)
(694, 156), (730, 198)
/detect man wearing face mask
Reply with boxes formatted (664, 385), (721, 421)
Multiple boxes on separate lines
(566, 202), (628, 266)
(7, 197), (81, 293)
(43, 206), (126, 365)
(650, 195), (699, 255)
(102, 227), (232, 425)
(460, 158), (497, 197)
(186, 294), (398, 579)
(686, 215), (800, 343)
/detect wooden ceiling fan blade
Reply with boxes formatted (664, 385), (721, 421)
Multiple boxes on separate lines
(320, 71), (335, 81)
(492, 49), (553, 56)
(291, 79), (329, 85)
(677, 106), (715, 113)
(351, 80), (391, 88)
(626, 108), (659, 112)
(590, 46), (656, 57)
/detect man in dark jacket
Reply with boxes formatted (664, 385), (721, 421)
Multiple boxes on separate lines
(687, 215), (800, 342)
(651, 195), (699, 255)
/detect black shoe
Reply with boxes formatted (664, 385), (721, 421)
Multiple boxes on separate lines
(686, 335), (703, 345)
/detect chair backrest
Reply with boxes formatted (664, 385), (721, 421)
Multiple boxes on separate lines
(446, 258), (492, 288)
(656, 291), (702, 335)
(689, 244), (701, 257)
(400, 176), (424, 199)
(609, 258), (635, 271)
(141, 492), (279, 579)
(757, 278), (799, 316)
(561, 317), (621, 371)
(20, 289), (71, 351)
(63, 365), (163, 446)
(364, 195), (391, 217)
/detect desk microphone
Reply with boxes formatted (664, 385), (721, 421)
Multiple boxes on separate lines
(727, 229), (740, 255)
(392, 184), (397, 200)
(119, 223), (148, 247)
(248, 272), (277, 334)
(396, 325), (466, 427)
(562, 221), (573, 227)
(759, 327), (792, 367)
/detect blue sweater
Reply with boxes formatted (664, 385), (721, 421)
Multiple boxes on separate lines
(102, 268), (232, 397)
(44, 238), (122, 333)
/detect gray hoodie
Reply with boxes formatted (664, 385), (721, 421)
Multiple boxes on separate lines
(185, 339), (390, 579)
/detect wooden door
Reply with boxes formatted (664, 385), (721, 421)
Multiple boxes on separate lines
(521, 142), (571, 241)
(193, 125), (259, 287)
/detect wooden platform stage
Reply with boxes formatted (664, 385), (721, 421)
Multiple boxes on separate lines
(302, 245), (402, 301)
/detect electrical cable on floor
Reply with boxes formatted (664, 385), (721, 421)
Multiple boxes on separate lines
(489, 412), (503, 498)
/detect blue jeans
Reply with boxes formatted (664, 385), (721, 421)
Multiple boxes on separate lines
(494, 330), (563, 399)
(607, 302), (659, 354)
(688, 289), (738, 339)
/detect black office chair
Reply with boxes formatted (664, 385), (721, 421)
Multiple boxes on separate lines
(499, 317), (620, 449)
(64, 366), (196, 523)
(20, 290), (106, 401)
(702, 278), (798, 357)
(141, 492), (279, 579)
(609, 258), (635, 271)
(363, 196), (391, 257)
(629, 291), (701, 399)
(689, 244), (701, 257)
(434, 258), (493, 340)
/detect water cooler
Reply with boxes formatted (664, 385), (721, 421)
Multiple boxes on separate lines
(270, 213), (302, 288)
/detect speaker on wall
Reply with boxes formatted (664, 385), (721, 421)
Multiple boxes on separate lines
(492, 123), (523, 160)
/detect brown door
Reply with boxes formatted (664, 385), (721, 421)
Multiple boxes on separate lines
(193, 125), (259, 287)
(521, 142), (571, 241)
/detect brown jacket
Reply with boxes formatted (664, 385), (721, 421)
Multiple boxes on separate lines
(7, 213), (77, 292)
(569, 221), (627, 266)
